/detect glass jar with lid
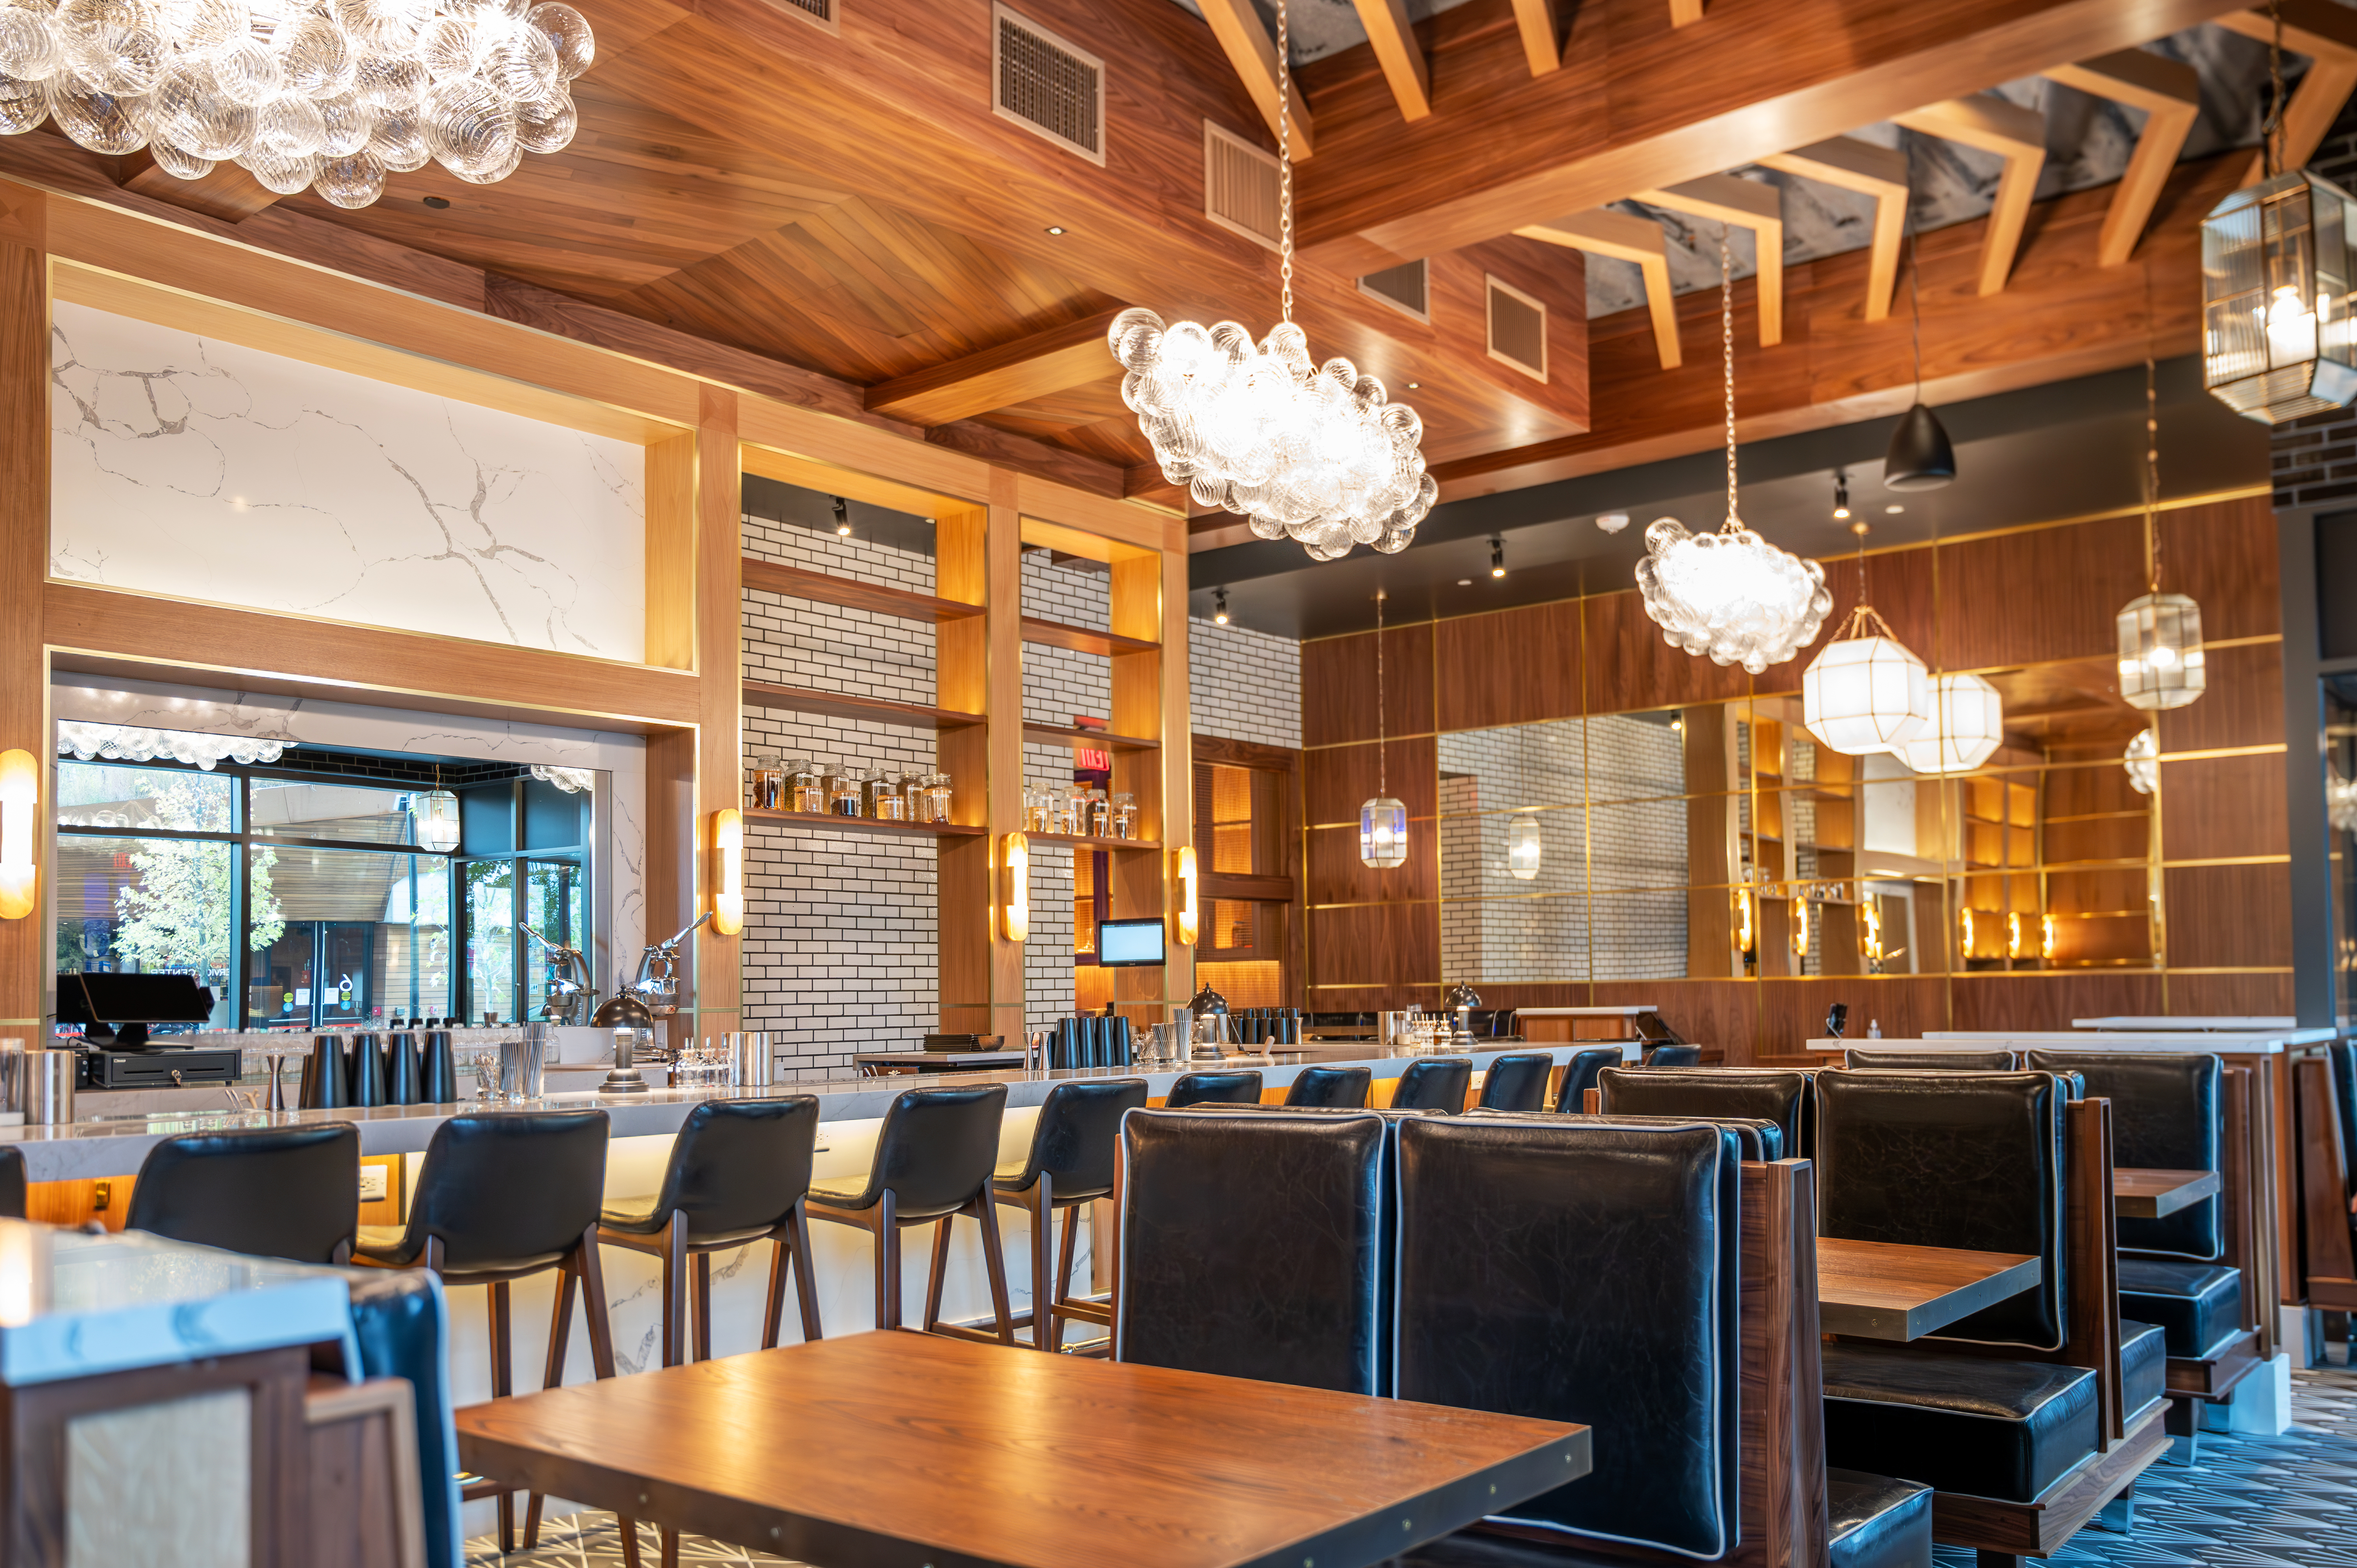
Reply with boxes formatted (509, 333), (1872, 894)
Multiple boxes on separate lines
(1112, 791), (1137, 840)
(899, 772), (926, 821)
(747, 756), (782, 812)
(788, 760), (826, 814)
(926, 772), (953, 824)
(828, 766), (864, 818)
(871, 770), (908, 821)
(1088, 787), (1111, 839)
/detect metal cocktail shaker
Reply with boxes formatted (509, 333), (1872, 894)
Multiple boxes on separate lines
(22, 1050), (74, 1125)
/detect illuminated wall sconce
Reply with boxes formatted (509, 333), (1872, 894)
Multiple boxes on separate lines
(1860, 899), (1884, 970)
(2041, 913), (2058, 962)
(1002, 832), (1030, 945)
(709, 807), (744, 936)
(1959, 908), (1976, 962)
(1506, 811), (1542, 880)
(1172, 845), (1198, 946)
(1791, 893), (1812, 960)
(1735, 886), (1756, 964)
(0, 750), (37, 921)
(2006, 911), (2025, 961)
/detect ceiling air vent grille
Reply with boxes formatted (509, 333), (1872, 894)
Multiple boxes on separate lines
(1486, 275), (1548, 382)
(1203, 121), (1279, 251)
(1359, 259), (1429, 322)
(758, 0), (834, 31)
(993, 4), (1106, 166)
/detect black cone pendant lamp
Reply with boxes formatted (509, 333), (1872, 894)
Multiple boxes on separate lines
(1883, 188), (1956, 491)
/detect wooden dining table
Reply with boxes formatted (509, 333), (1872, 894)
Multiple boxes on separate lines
(1816, 1236), (2044, 1341)
(2113, 1167), (2222, 1218)
(455, 1329), (1593, 1568)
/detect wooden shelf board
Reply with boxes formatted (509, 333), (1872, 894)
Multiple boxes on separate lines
(741, 680), (983, 730)
(1022, 721), (1159, 751)
(745, 809), (988, 838)
(742, 558), (984, 624)
(1021, 616), (1159, 657)
(1027, 832), (1163, 852)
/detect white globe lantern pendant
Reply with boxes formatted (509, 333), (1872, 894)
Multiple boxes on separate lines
(1802, 523), (1930, 756)
(1360, 588), (1407, 870)
(1506, 812), (1542, 880)
(1893, 673), (2005, 775)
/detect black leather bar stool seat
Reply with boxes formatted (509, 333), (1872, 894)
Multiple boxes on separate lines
(1165, 1069), (1261, 1107)
(126, 1123), (360, 1264)
(1846, 1047), (2019, 1070)
(2116, 1259), (2242, 1358)
(1389, 1057), (1472, 1113)
(1551, 1047), (1619, 1114)
(1476, 1052), (1553, 1112)
(1596, 1065), (1813, 1158)
(1826, 1470), (1934, 1568)
(597, 1096), (824, 1368)
(976, 1077), (1148, 1351)
(352, 1109), (625, 1561)
(807, 1082), (1013, 1342)
(0, 1146), (25, 1220)
(1821, 1341), (2099, 1504)
(1285, 1064), (1371, 1108)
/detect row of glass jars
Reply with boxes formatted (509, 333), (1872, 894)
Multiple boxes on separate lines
(1023, 784), (1137, 840)
(748, 759), (953, 823)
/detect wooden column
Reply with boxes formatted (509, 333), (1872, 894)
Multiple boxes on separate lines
(936, 479), (1023, 1040)
(0, 184), (44, 1032)
(1158, 545), (1194, 1016)
(665, 387), (740, 1044)
(1108, 546), (1164, 1030)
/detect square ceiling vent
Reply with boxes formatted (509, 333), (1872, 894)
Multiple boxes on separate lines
(1203, 121), (1280, 250)
(756, 0), (834, 31)
(1486, 275), (1548, 382)
(994, 4), (1105, 166)
(1359, 258), (1429, 322)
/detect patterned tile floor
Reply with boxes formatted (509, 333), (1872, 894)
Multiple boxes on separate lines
(465, 1347), (2357, 1568)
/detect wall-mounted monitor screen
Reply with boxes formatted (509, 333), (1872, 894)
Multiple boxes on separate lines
(1097, 917), (1166, 968)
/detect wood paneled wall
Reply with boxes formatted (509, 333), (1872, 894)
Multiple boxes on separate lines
(1302, 493), (2290, 1062)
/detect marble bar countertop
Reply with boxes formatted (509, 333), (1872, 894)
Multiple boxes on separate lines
(1513, 1006), (1657, 1017)
(1810, 1033), (2323, 1056)
(0, 1045), (1585, 1182)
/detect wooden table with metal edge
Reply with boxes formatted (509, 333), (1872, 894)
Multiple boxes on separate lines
(1814, 1237), (2044, 1342)
(454, 1329), (1593, 1568)
(2113, 1167), (2223, 1219)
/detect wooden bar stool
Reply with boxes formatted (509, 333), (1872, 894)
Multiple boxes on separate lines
(808, 1082), (1014, 1341)
(352, 1108), (632, 1564)
(125, 1123), (359, 1264)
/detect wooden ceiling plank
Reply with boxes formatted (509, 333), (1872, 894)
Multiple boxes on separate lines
(1757, 138), (1910, 322)
(117, 150), (282, 224)
(1509, 0), (1561, 74)
(1629, 173), (1783, 345)
(2044, 50), (2200, 266)
(1196, 0), (1316, 159)
(1891, 95), (2048, 295)
(1352, 0), (1431, 120)
(1516, 208), (1681, 369)
(2215, 1), (2357, 184)
(866, 309), (1126, 425)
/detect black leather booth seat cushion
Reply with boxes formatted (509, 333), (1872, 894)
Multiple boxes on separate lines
(1827, 1469), (1933, 1568)
(2121, 1320), (2168, 1420)
(1822, 1341), (2099, 1504)
(2117, 1259), (2242, 1359)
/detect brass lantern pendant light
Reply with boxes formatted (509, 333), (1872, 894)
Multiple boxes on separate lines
(1360, 589), (1408, 869)
(1802, 519), (1932, 757)
(2118, 356), (2206, 710)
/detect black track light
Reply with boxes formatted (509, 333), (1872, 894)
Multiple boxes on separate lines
(1490, 538), (1506, 579)
(1832, 470), (1851, 521)
(1212, 587), (1230, 625)
(832, 496), (851, 537)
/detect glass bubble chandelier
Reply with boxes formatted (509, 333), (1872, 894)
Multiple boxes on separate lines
(1359, 588), (1406, 869)
(1637, 227), (1831, 672)
(1802, 519), (1931, 757)
(56, 719), (283, 769)
(0, 0), (593, 209)
(1106, 0), (1433, 562)
(2123, 727), (2157, 796)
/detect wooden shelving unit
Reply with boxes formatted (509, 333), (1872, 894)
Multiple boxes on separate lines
(1029, 831), (1163, 853)
(742, 680), (982, 731)
(1021, 616), (1158, 657)
(746, 809), (988, 839)
(1023, 720), (1158, 751)
(742, 558), (982, 624)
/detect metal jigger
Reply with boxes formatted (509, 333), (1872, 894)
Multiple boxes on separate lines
(599, 1027), (649, 1095)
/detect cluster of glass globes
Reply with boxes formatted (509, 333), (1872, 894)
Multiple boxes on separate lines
(1635, 514), (1833, 675)
(1109, 306), (1436, 560)
(0, 0), (593, 208)
(56, 720), (284, 769)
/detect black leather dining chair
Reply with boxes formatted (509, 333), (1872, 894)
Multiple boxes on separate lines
(1164, 1069), (1261, 1107)
(807, 1082), (1013, 1343)
(1285, 1064), (1372, 1108)
(1551, 1046), (1620, 1113)
(0, 1146), (25, 1220)
(1846, 1046), (2020, 1070)
(1642, 1042), (1703, 1067)
(1475, 1051), (1553, 1112)
(126, 1122), (360, 1264)
(1389, 1057), (1472, 1113)
(1595, 1065), (1814, 1158)
(981, 1077), (1148, 1351)
(596, 1095), (824, 1367)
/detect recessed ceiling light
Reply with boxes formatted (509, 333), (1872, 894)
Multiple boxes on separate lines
(1045, 225), (1066, 235)
(1406, 381), (1420, 389)
(1885, 504), (1905, 514)
(1457, 577), (1472, 586)
(422, 196), (450, 210)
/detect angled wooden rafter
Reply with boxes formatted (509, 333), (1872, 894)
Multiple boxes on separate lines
(1629, 173), (1783, 344)
(1196, 0), (1315, 159)
(1352, 0), (1430, 120)
(117, 150), (281, 224)
(1892, 95), (2048, 295)
(1516, 208), (1681, 369)
(2216, 1), (2357, 185)
(1670, 0), (1707, 24)
(863, 309), (1124, 426)
(2044, 50), (2200, 265)
(1757, 138), (1910, 321)
(1509, 0), (1560, 76)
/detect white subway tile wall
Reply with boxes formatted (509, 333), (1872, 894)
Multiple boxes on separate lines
(1189, 616), (1301, 750)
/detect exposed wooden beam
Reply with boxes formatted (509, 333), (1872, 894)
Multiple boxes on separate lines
(864, 310), (1125, 426)
(1630, 174), (1783, 344)
(1352, 0), (1431, 120)
(2216, 1), (2357, 184)
(1197, 0), (1315, 159)
(116, 149), (281, 224)
(1517, 209), (1681, 369)
(1892, 95), (2048, 295)
(1670, 0), (1707, 24)
(2044, 50), (2200, 266)
(1757, 138), (1910, 322)
(1510, 0), (1561, 75)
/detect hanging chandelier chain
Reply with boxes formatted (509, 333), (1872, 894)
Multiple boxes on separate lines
(1834, 602), (1900, 644)
(1277, 0), (1294, 325)
(1374, 588), (1387, 796)
(1721, 224), (1739, 531)
(2265, 0), (2286, 180)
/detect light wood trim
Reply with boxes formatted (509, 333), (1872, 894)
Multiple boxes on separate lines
(1196, 0), (1315, 161)
(2045, 52), (2200, 266)
(1160, 546), (1194, 1003)
(1758, 138), (1910, 322)
(1892, 96), (2047, 296)
(0, 185), (41, 1026)
(2217, 1), (2357, 184)
(1514, 209), (1681, 369)
(986, 475), (1026, 1029)
(686, 388), (741, 1035)
(1352, 0), (1431, 121)
(738, 438), (986, 523)
(117, 149), (279, 224)
(864, 311), (1124, 426)
(1629, 174), (1783, 345)
(645, 432), (696, 672)
(1018, 516), (1160, 565)
(1013, 474), (1189, 552)
(1669, 0), (1706, 24)
(1509, 0), (1559, 74)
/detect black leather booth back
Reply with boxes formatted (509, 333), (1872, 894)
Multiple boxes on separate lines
(1553, 1047), (1620, 1113)
(1596, 1066), (1811, 1157)
(1394, 1117), (1741, 1560)
(407, 1110), (610, 1271)
(127, 1122), (360, 1264)
(1477, 1052), (1553, 1112)
(1390, 1057), (1472, 1113)
(1286, 1065), (1373, 1108)
(1119, 1108), (1387, 1394)
(1463, 1107), (1782, 1161)
(867, 1083), (1007, 1219)
(1846, 1047), (2019, 1070)
(1816, 1070), (2066, 1349)
(0, 1146), (27, 1220)
(2024, 1049), (2221, 1259)
(654, 1096), (821, 1238)
(2332, 1041), (2357, 1194)
(1166, 1070), (1262, 1107)
(1016, 1077), (1150, 1198)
